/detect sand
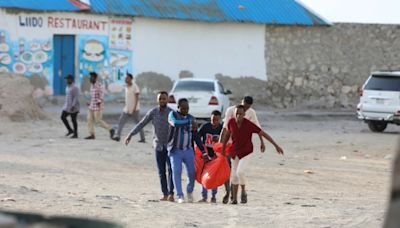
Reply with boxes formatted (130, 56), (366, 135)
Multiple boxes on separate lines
(0, 109), (398, 227)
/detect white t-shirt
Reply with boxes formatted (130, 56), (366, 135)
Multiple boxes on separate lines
(123, 82), (140, 113)
(223, 105), (261, 128)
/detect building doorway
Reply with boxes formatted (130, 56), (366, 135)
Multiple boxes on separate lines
(53, 35), (75, 95)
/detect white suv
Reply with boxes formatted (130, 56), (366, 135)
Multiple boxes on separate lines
(168, 78), (231, 120)
(357, 71), (400, 132)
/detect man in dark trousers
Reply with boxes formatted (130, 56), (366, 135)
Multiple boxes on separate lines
(61, 74), (80, 138)
(125, 91), (174, 202)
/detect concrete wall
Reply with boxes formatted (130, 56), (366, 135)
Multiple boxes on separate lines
(133, 17), (266, 80)
(263, 23), (400, 109)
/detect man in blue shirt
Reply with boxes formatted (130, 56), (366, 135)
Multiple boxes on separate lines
(125, 91), (174, 202)
(168, 98), (206, 204)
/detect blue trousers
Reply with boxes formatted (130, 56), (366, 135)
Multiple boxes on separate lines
(201, 186), (218, 199)
(169, 148), (195, 198)
(156, 146), (174, 196)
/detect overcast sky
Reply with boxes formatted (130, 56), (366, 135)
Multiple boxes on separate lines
(298, 0), (400, 24)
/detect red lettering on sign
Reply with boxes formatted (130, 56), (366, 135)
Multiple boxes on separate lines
(48, 16), (54, 28)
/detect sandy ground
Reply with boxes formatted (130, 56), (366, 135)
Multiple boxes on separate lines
(0, 108), (399, 228)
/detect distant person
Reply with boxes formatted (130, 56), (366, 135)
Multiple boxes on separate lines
(221, 104), (283, 204)
(197, 110), (223, 203)
(84, 72), (115, 140)
(113, 73), (145, 142)
(124, 91), (174, 202)
(168, 98), (207, 204)
(219, 96), (265, 204)
(61, 74), (80, 138)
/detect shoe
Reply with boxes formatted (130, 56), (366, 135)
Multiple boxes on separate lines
(198, 198), (207, 203)
(160, 195), (168, 201)
(222, 193), (229, 204)
(187, 193), (193, 203)
(241, 193), (247, 204)
(138, 139), (146, 143)
(70, 134), (78, 139)
(230, 199), (238, 205)
(211, 196), (217, 203)
(167, 194), (175, 202)
(177, 197), (184, 204)
(109, 129), (115, 139)
(65, 131), (73, 136)
(84, 135), (95, 140)
(112, 136), (120, 142)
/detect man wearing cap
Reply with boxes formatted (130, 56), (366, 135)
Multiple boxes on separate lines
(61, 74), (80, 138)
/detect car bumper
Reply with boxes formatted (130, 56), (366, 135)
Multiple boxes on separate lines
(167, 104), (223, 119)
(357, 111), (400, 123)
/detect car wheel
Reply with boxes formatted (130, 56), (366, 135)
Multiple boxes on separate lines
(368, 121), (388, 132)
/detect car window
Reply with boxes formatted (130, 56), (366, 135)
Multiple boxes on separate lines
(173, 81), (215, 92)
(365, 75), (400, 92)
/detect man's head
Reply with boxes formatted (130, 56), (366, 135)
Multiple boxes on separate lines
(125, 73), (133, 85)
(241, 96), (253, 111)
(65, 74), (74, 85)
(157, 91), (168, 108)
(89, 72), (98, 84)
(177, 98), (189, 115)
(211, 110), (221, 126)
(235, 104), (246, 122)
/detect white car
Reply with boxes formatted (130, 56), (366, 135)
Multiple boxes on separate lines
(168, 78), (232, 120)
(357, 71), (400, 132)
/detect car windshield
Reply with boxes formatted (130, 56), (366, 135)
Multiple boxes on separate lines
(365, 75), (400, 92)
(173, 81), (215, 92)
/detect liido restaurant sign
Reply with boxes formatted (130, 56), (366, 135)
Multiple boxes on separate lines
(18, 15), (108, 32)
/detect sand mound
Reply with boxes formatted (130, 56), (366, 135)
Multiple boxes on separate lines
(0, 73), (47, 122)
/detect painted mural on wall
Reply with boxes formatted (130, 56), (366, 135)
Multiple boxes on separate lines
(78, 35), (132, 96)
(0, 30), (54, 97)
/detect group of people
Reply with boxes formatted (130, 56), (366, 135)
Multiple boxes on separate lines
(60, 72), (145, 142)
(61, 72), (284, 204)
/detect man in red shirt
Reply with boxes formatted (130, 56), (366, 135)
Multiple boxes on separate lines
(221, 105), (283, 204)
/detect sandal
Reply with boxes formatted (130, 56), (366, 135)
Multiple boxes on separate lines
(240, 193), (247, 204)
(222, 193), (229, 204)
(230, 199), (238, 205)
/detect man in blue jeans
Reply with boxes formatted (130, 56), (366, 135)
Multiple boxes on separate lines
(168, 98), (207, 204)
(125, 91), (174, 202)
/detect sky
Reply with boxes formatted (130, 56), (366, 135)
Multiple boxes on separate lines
(298, 0), (400, 24)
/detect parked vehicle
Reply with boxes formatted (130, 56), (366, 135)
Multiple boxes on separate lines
(168, 78), (232, 121)
(357, 71), (400, 132)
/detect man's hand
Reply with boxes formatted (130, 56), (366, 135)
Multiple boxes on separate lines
(275, 145), (284, 155)
(192, 121), (198, 131)
(260, 143), (265, 153)
(124, 135), (132, 146)
(202, 153), (211, 162)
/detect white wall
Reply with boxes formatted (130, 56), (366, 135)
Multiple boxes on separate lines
(133, 17), (267, 80)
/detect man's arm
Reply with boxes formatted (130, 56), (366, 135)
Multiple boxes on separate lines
(71, 87), (79, 112)
(125, 109), (153, 145)
(133, 92), (139, 112)
(221, 130), (231, 156)
(259, 130), (283, 155)
(168, 111), (191, 127)
(249, 109), (265, 151)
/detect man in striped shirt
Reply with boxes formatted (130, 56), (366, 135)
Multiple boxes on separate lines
(84, 72), (115, 140)
(168, 98), (206, 204)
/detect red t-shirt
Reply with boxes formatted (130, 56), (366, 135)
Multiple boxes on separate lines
(227, 118), (261, 159)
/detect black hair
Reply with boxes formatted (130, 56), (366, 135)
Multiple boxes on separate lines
(178, 98), (188, 107)
(243, 96), (253, 105)
(211, 110), (221, 116)
(158, 91), (168, 96)
(236, 104), (245, 111)
(126, 73), (133, 79)
(89, 72), (98, 78)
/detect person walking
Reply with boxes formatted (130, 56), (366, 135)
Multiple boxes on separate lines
(61, 74), (80, 138)
(221, 105), (283, 204)
(113, 73), (145, 142)
(219, 96), (265, 204)
(197, 110), (223, 203)
(168, 98), (207, 204)
(84, 72), (115, 140)
(124, 91), (174, 202)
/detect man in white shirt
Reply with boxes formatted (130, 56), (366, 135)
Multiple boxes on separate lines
(112, 73), (145, 142)
(219, 96), (265, 204)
